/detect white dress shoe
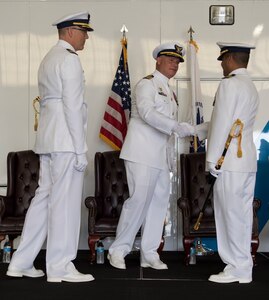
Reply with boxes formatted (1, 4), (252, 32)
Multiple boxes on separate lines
(141, 258), (168, 270)
(107, 253), (126, 269)
(47, 272), (94, 283)
(208, 272), (252, 284)
(6, 266), (45, 278)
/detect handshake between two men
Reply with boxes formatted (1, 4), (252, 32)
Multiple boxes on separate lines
(172, 121), (222, 179)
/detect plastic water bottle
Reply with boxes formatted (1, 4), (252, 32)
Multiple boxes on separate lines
(96, 240), (105, 264)
(195, 238), (204, 256)
(2, 241), (11, 263)
(189, 246), (196, 265)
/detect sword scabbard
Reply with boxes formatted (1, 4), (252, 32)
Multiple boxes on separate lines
(193, 212), (203, 231)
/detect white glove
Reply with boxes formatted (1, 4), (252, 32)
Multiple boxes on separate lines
(74, 153), (88, 172)
(195, 122), (209, 141)
(173, 122), (195, 138)
(208, 162), (222, 178)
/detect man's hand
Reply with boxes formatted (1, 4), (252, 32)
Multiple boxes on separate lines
(74, 153), (88, 172)
(173, 122), (195, 138)
(195, 122), (209, 141)
(208, 162), (222, 178)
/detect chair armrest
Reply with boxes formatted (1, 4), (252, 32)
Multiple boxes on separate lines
(252, 197), (261, 237)
(0, 196), (4, 220)
(85, 196), (97, 234)
(0, 195), (13, 218)
(253, 197), (261, 212)
(0, 195), (14, 219)
(178, 197), (191, 217)
(85, 196), (97, 210)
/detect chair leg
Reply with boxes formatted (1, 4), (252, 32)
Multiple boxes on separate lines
(183, 237), (195, 266)
(157, 236), (165, 255)
(157, 223), (166, 255)
(7, 234), (18, 251)
(251, 238), (259, 266)
(0, 235), (5, 244)
(88, 235), (100, 264)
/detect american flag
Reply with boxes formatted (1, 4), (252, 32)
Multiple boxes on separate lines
(99, 37), (131, 150)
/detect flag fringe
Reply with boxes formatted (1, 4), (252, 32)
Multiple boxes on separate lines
(99, 133), (121, 150)
(189, 39), (199, 52)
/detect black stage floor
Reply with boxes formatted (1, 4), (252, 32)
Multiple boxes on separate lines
(0, 251), (268, 300)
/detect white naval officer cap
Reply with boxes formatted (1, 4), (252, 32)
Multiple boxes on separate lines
(217, 42), (255, 61)
(152, 42), (185, 62)
(52, 11), (94, 31)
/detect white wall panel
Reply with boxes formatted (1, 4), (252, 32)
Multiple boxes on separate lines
(0, 2), (29, 184)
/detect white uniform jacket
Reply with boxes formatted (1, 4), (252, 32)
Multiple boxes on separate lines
(207, 68), (259, 172)
(34, 40), (88, 154)
(120, 70), (178, 170)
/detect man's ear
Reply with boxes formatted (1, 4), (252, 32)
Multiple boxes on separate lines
(227, 53), (234, 63)
(156, 56), (162, 65)
(66, 27), (73, 38)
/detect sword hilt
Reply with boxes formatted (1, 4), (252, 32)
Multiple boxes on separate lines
(193, 212), (203, 231)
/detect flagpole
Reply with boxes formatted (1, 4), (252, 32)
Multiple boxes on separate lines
(121, 24), (128, 72)
(188, 26), (194, 42)
(120, 24), (128, 39)
(188, 26), (198, 152)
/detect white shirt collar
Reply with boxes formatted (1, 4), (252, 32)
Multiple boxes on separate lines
(153, 70), (170, 85)
(57, 39), (76, 52)
(230, 68), (248, 76)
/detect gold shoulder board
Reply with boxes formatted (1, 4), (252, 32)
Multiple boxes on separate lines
(223, 74), (236, 79)
(66, 49), (78, 55)
(143, 74), (154, 80)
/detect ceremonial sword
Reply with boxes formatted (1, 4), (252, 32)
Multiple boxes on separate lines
(193, 118), (244, 231)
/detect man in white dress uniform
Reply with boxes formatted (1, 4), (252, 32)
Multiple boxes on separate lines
(202, 42), (259, 283)
(108, 42), (195, 270)
(7, 11), (94, 283)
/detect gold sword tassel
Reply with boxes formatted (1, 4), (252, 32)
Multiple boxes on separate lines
(232, 119), (244, 158)
(33, 96), (40, 131)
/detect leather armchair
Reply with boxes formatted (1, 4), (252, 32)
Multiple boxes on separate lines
(0, 150), (39, 247)
(85, 150), (130, 263)
(178, 152), (261, 265)
(85, 150), (164, 263)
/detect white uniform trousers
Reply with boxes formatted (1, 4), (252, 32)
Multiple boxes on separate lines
(109, 160), (170, 260)
(9, 152), (84, 277)
(213, 171), (256, 280)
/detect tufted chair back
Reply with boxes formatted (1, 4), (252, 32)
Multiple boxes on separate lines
(179, 152), (215, 236)
(178, 152), (260, 265)
(95, 151), (129, 220)
(85, 150), (130, 262)
(0, 150), (39, 246)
